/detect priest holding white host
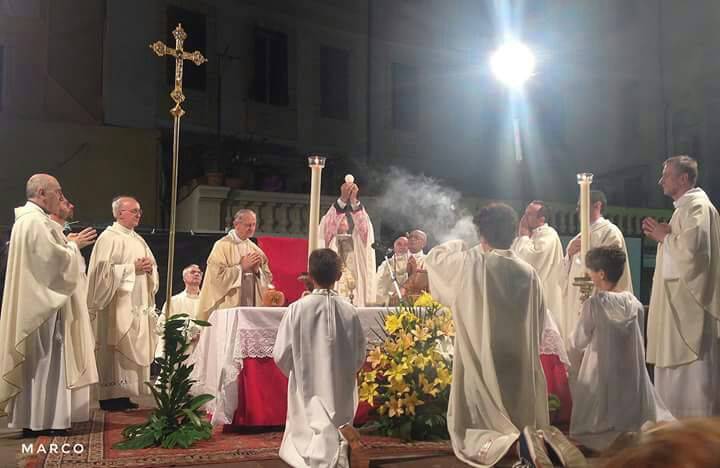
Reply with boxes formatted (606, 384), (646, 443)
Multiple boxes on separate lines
(87, 196), (159, 412)
(319, 180), (376, 307)
(644, 155), (720, 418)
(0, 174), (98, 435)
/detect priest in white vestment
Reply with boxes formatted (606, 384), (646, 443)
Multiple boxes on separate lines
(375, 236), (409, 305)
(155, 264), (203, 358)
(319, 182), (376, 306)
(570, 246), (673, 451)
(0, 175), (97, 434)
(560, 190), (632, 347)
(644, 156), (720, 418)
(196, 209), (272, 322)
(407, 229), (428, 268)
(48, 198), (99, 424)
(425, 203), (551, 467)
(87, 196), (159, 411)
(512, 201), (573, 423)
(512, 201), (565, 328)
(274, 248), (367, 468)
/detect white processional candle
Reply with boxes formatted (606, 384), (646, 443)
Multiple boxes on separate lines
(308, 156), (326, 261)
(577, 173), (593, 266)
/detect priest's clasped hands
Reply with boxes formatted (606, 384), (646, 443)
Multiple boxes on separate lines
(134, 257), (155, 275)
(642, 217), (671, 243)
(241, 252), (264, 273)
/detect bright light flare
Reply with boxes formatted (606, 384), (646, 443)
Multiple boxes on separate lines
(490, 42), (536, 88)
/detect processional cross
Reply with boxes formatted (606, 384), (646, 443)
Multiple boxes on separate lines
(150, 24), (207, 318)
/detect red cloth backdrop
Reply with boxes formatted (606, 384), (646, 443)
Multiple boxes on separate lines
(232, 358), (371, 427)
(257, 237), (309, 305)
(540, 354), (573, 424)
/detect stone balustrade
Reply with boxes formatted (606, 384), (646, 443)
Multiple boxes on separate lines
(177, 184), (673, 238)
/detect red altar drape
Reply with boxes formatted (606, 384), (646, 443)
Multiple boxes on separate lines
(257, 237), (309, 305)
(232, 358), (371, 427)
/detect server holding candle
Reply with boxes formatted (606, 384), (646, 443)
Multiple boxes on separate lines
(558, 178), (633, 348)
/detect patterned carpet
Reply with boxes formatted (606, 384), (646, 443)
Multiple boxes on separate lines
(21, 410), (282, 467)
(20, 410), (452, 468)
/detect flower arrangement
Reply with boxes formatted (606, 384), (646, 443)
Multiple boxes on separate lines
(358, 292), (454, 440)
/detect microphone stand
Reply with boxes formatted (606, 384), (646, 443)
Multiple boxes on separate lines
(384, 250), (404, 300)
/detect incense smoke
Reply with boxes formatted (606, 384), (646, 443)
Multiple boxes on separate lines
(374, 168), (478, 247)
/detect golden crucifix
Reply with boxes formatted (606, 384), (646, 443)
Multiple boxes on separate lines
(150, 24), (207, 319)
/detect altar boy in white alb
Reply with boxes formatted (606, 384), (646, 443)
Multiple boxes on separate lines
(274, 248), (367, 468)
(570, 246), (672, 452)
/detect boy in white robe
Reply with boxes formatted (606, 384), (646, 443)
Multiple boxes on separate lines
(274, 248), (367, 468)
(570, 246), (673, 452)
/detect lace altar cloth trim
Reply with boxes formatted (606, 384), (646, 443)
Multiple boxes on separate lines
(235, 328), (279, 360)
(540, 328), (570, 368)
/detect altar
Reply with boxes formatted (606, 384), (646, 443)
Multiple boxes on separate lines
(189, 306), (390, 427)
(189, 305), (572, 428)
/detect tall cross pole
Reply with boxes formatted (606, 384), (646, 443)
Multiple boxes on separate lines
(150, 24), (207, 319)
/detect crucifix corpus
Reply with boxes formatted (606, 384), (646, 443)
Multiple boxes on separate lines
(150, 24), (207, 318)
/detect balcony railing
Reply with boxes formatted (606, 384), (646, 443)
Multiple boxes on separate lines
(177, 185), (673, 238)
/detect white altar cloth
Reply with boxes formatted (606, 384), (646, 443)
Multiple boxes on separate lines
(189, 306), (390, 425)
(189, 306), (568, 426)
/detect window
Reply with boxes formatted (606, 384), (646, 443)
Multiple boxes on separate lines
(252, 28), (289, 106)
(320, 46), (349, 120)
(392, 63), (418, 131)
(166, 6), (207, 91)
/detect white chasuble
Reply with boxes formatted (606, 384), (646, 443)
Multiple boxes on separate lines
(1, 202), (96, 429)
(196, 232), (272, 322)
(87, 223), (159, 400)
(647, 188), (720, 417)
(512, 224), (565, 337)
(426, 241), (549, 468)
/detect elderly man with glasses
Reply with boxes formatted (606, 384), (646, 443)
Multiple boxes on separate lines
(87, 196), (159, 411)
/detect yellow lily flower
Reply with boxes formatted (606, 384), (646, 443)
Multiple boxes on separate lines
(413, 292), (434, 308)
(386, 361), (408, 383)
(412, 325), (431, 342)
(387, 396), (404, 417)
(397, 331), (414, 350)
(384, 314), (403, 334)
(435, 366), (452, 388)
(403, 392), (425, 415)
(367, 347), (387, 369)
(385, 378), (410, 395)
(419, 374), (440, 397)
